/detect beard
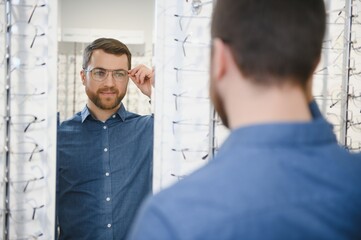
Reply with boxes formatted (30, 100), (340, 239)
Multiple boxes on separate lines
(210, 75), (229, 129)
(86, 86), (125, 110)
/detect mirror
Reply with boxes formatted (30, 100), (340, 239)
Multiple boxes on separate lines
(57, 0), (155, 121)
(56, 0), (156, 238)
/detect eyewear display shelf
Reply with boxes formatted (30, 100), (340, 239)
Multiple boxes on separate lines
(153, 0), (225, 193)
(0, 0), (57, 239)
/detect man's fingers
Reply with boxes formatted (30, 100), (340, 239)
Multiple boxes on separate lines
(130, 75), (141, 86)
(129, 74), (140, 85)
(128, 65), (153, 85)
(140, 72), (147, 84)
(129, 64), (144, 75)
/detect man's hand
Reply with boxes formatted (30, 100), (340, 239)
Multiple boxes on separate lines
(128, 65), (154, 98)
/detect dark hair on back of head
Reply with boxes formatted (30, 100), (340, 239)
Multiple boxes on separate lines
(82, 38), (132, 70)
(211, 0), (326, 87)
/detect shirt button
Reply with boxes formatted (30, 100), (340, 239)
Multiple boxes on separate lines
(103, 126), (107, 129)
(106, 197), (110, 201)
(105, 172), (110, 176)
(107, 224), (111, 228)
(112, 115), (116, 118)
(104, 148), (108, 152)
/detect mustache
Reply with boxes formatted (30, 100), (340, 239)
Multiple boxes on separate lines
(97, 87), (119, 94)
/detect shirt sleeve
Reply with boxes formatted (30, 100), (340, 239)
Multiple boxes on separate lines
(127, 199), (178, 240)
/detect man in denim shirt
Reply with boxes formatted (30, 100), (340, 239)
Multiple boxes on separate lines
(57, 38), (154, 240)
(129, 0), (361, 239)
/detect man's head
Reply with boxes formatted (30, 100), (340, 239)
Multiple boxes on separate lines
(210, 0), (326, 127)
(81, 38), (132, 111)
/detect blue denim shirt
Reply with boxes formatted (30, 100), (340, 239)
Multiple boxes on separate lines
(128, 102), (361, 240)
(57, 104), (153, 240)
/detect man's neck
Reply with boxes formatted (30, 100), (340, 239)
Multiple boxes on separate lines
(87, 100), (121, 122)
(226, 84), (312, 129)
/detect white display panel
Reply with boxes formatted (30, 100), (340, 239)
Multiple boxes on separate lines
(0, 0), (57, 239)
(153, 0), (223, 192)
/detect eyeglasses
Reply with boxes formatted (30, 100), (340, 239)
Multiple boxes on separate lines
(1, 163), (46, 194)
(174, 14), (210, 32)
(2, 140), (45, 162)
(172, 147), (209, 161)
(174, 35), (210, 57)
(8, 90), (46, 107)
(0, 0), (47, 24)
(9, 51), (46, 72)
(174, 66), (207, 82)
(1, 174), (45, 193)
(173, 91), (209, 111)
(0, 51), (46, 73)
(2, 232), (44, 240)
(326, 110), (361, 132)
(84, 68), (129, 82)
(326, 8), (346, 25)
(189, 0), (213, 15)
(322, 31), (344, 51)
(1, 114), (46, 133)
(170, 173), (186, 181)
(172, 119), (210, 135)
(1, 200), (45, 223)
(314, 84), (361, 110)
(348, 85), (361, 109)
(0, 74), (47, 106)
(346, 110), (361, 131)
(0, 21), (47, 48)
(315, 52), (345, 75)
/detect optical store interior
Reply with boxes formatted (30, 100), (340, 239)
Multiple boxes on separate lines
(0, 0), (361, 239)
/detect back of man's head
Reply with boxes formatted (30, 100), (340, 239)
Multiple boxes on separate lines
(211, 0), (326, 88)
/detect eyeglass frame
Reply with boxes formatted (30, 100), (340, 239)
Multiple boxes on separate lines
(83, 67), (129, 82)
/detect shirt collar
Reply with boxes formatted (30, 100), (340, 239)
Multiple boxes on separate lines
(309, 100), (322, 119)
(221, 118), (336, 151)
(80, 104), (127, 123)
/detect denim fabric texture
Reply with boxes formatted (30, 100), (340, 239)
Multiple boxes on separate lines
(57, 104), (153, 240)
(128, 102), (361, 240)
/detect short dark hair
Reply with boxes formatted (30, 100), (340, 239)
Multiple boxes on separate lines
(82, 38), (132, 70)
(211, 0), (326, 87)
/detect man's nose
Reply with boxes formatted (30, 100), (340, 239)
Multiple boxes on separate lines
(103, 71), (116, 86)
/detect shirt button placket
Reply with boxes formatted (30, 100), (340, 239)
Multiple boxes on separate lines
(103, 123), (112, 233)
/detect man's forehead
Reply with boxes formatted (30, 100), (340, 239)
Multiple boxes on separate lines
(89, 50), (129, 67)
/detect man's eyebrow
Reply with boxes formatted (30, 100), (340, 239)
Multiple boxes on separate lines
(93, 67), (128, 71)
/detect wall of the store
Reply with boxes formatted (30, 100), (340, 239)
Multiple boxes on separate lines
(58, 0), (155, 54)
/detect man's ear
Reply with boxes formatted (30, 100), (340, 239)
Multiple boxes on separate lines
(80, 70), (86, 86)
(212, 38), (227, 82)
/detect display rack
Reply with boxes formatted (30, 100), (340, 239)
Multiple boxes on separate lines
(153, 0), (222, 192)
(154, 0), (361, 192)
(0, 0), (57, 239)
(315, 0), (361, 151)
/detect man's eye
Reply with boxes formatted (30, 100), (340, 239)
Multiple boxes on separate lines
(114, 71), (127, 78)
(93, 70), (106, 77)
